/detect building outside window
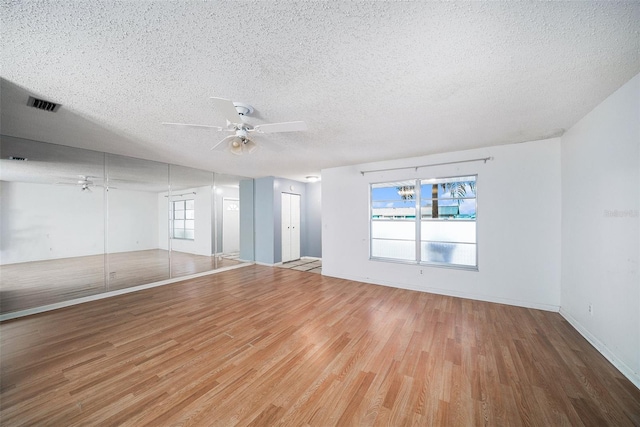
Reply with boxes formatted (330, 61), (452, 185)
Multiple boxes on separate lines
(171, 199), (195, 240)
(370, 175), (477, 269)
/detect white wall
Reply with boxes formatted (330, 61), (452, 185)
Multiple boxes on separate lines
(0, 181), (158, 265)
(158, 185), (212, 256)
(560, 73), (639, 387)
(0, 181), (105, 264)
(322, 138), (562, 311)
(107, 188), (159, 254)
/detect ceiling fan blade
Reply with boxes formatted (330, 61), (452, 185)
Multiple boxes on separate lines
(210, 97), (243, 124)
(211, 135), (235, 151)
(252, 121), (307, 134)
(162, 122), (223, 130)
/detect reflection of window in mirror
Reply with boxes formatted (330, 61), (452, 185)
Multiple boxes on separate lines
(171, 199), (195, 240)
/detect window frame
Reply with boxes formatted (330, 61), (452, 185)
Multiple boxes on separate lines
(170, 199), (195, 241)
(370, 174), (478, 270)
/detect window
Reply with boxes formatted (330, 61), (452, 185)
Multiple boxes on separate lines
(371, 180), (417, 261)
(370, 175), (477, 269)
(171, 199), (195, 240)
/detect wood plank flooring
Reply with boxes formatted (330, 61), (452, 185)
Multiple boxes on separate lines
(1, 265), (639, 426)
(0, 250), (242, 314)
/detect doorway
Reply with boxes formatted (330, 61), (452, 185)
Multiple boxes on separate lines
(222, 198), (240, 254)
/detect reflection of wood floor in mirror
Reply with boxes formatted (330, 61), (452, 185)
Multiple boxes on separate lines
(0, 250), (243, 314)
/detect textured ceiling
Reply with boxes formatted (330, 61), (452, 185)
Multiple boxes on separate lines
(1, 1), (639, 182)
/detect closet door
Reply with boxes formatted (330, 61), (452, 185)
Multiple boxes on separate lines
(281, 193), (301, 263)
(290, 194), (301, 260)
(281, 193), (292, 262)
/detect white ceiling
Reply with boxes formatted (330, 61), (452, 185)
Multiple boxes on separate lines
(1, 1), (639, 182)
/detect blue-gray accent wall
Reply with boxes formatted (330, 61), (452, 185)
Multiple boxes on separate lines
(244, 176), (322, 264)
(239, 179), (254, 262)
(254, 177), (275, 264)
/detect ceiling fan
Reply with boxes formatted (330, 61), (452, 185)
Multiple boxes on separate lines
(162, 97), (307, 155)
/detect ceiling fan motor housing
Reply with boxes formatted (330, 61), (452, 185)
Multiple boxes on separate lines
(232, 102), (254, 116)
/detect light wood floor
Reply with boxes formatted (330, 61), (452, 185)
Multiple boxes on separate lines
(1, 266), (638, 426)
(0, 250), (242, 314)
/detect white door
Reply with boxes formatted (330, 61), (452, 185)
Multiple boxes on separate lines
(290, 194), (300, 260)
(281, 194), (291, 262)
(222, 198), (240, 254)
(281, 193), (301, 263)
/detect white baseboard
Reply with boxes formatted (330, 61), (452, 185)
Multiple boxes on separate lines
(321, 271), (560, 312)
(255, 261), (281, 267)
(301, 256), (322, 261)
(0, 262), (253, 322)
(559, 308), (640, 390)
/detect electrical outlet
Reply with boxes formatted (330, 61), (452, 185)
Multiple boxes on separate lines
(588, 304), (593, 315)
(420, 269), (423, 275)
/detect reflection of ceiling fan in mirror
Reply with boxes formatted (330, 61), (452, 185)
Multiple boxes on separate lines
(162, 97), (307, 155)
(55, 175), (116, 192)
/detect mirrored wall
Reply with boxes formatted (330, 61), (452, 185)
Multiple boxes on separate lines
(0, 136), (252, 314)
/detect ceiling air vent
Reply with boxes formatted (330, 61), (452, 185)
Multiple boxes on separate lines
(8, 156), (28, 161)
(27, 96), (61, 112)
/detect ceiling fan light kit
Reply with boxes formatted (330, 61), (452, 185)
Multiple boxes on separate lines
(163, 97), (307, 156)
(229, 137), (257, 155)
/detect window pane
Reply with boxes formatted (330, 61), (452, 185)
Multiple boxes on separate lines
(371, 202), (415, 218)
(421, 199), (475, 218)
(421, 242), (476, 266)
(174, 210), (185, 220)
(184, 230), (195, 240)
(420, 184), (440, 199)
(185, 199), (194, 210)
(372, 220), (415, 240)
(174, 201), (185, 210)
(421, 221), (476, 243)
(185, 220), (195, 230)
(372, 239), (415, 260)
(185, 210), (195, 219)
(371, 182), (416, 219)
(174, 220), (184, 229)
(173, 229), (185, 239)
(420, 178), (476, 219)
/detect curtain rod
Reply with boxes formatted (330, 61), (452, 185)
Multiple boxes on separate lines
(164, 191), (196, 198)
(359, 156), (493, 176)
